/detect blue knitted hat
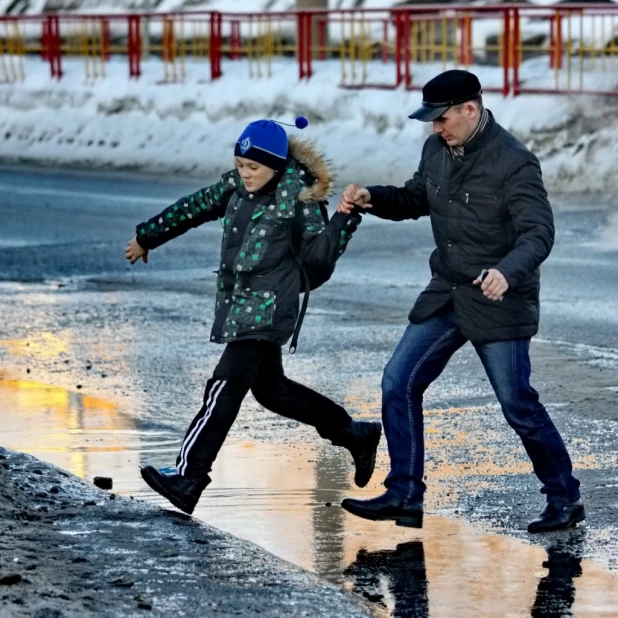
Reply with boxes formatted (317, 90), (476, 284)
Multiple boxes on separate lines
(234, 120), (288, 171)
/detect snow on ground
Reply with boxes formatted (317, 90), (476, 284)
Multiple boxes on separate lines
(0, 55), (617, 195)
(0, 0), (458, 15)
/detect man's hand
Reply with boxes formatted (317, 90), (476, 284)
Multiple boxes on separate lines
(337, 183), (372, 214)
(473, 268), (509, 301)
(125, 237), (149, 265)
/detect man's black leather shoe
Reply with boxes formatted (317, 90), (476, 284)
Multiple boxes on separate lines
(341, 491), (423, 528)
(332, 420), (382, 488)
(528, 499), (585, 533)
(140, 466), (210, 515)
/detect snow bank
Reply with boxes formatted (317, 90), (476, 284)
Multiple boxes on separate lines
(0, 56), (616, 195)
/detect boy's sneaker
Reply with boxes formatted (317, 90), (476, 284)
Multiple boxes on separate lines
(332, 420), (382, 488)
(140, 466), (210, 515)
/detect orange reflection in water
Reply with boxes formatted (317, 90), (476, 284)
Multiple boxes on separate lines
(184, 438), (618, 618)
(341, 514), (618, 618)
(0, 375), (140, 488)
(2, 373), (617, 617)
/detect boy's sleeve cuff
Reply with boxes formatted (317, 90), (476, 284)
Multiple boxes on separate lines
(329, 210), (362, 230)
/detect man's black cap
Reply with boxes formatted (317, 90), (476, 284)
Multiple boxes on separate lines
(409, 70), (483, 122)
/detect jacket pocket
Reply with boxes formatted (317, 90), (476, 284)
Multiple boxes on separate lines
(227, 289), (277, 334)
(464, 191), (498, 204)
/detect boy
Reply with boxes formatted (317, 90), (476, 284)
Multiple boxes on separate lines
(126, 119), (382, 514)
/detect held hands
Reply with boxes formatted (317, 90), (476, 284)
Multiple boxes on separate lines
(337, 183), (372, 214)
(473, 268), (509, 302)
(125, 237), (149, 265)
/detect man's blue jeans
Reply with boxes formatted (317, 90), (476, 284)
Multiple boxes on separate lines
(382, 306), (581, 503)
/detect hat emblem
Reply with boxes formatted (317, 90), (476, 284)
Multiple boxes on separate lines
(240, 137), (252, 154)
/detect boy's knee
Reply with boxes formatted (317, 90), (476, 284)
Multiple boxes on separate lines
(251, 384), (270, 406)
(251, 377), (284, 406)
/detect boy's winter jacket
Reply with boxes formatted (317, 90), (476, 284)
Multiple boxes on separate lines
(136, 138), (361, 346)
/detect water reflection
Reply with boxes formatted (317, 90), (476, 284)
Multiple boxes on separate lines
(1, 376), (618, 618)
(344, 541), (429, 618)
(311, 445), (348, 582)
(0, 375), (175, 494)
(343, 534), (590, 618)
(531, 535), (584, 618)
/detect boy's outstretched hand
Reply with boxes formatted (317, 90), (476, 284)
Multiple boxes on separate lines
(125, 237), (149, 264)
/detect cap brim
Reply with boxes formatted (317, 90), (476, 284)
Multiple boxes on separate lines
(408, 104), (449, 122)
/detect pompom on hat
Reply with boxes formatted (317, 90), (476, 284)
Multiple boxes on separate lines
(234, 117), (309, 171)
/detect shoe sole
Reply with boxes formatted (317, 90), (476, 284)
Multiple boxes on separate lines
(341, 500), (423, 529)
(354, 424), (382, 489)
(140, 467), (195, 515)
(527, 506), (586, 534)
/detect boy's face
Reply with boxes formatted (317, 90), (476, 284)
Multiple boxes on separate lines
(235, 157), (277, 193)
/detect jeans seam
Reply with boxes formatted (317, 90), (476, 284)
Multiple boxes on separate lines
(405, 326), (457, 501)
(510, 340), (567, 494)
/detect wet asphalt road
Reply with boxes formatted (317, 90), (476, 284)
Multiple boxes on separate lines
(1, 164), (618, 349)
(1, 164), (618, 616)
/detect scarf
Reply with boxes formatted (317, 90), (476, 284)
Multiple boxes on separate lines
(450, 107), (489, 158)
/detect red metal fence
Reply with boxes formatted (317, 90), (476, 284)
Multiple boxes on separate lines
(1, 5), (618, 95)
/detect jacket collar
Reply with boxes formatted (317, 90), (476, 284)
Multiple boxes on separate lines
(463, 108), (497, 155)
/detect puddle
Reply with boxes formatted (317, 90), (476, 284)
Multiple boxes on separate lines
(0, 376), (176, 495)
(1, 376), (618, 617)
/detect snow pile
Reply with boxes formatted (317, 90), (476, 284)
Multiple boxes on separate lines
(0, 55), (617, 195)
(4, 0), (400, 16)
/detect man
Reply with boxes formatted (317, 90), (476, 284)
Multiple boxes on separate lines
(337, 70), (583, 533)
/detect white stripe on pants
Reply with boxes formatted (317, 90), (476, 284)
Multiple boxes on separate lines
(177, 379), (227, 476)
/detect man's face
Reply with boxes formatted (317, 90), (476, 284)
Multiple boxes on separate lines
(432, 102), (480, 147)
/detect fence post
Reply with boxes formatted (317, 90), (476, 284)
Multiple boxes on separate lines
(297, 11), (313, 79)
(305, 11), (313, 78)
(296, 12), (305, 80)
(549, 14), (555, 69)
(102, 18), (110, 61)
(209, 12), (222, 80)
(230, 20), (241, 60)
(403, 10), (411, 89)
(47, 15), (62, 80)
(503, 8), (510, 96)
(459, 12), (472, 66)
(393, 11), (402, 86)
(512, 7), (520, 95)
(549, 12), (564, 70)
(318, 18), (326, 61)
(298, 11), (306, 79)
(41, 17), (49, 62)
(128, 15), (142, 79)
(382, 18), (389, 64)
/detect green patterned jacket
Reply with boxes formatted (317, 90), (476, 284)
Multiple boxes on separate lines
(136, 138), (361, 346)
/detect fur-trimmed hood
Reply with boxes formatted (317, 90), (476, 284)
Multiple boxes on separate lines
(288, 137), (333, 203)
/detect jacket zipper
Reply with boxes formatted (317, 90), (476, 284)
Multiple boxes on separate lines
(427, 179), (440, 196)
(465, 192), (498, 204)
